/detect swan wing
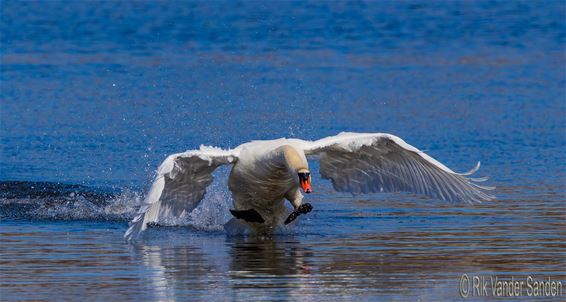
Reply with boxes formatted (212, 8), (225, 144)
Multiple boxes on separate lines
(303, 132), (494, 203)
(124, 145), (238, 241)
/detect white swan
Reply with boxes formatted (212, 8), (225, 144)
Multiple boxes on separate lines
(125, 132), (494, 241)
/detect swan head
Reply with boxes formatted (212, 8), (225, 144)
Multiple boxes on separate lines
(297, 168), (312, 194)
(281, 145), (311, 193)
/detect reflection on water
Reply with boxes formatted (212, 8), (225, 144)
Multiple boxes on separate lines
(1, 186), (564, 301)
(133, 236), (314, 301)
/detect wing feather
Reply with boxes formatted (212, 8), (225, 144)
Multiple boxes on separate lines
(304, 132), (494, 203)
(124, 145), (238, 241)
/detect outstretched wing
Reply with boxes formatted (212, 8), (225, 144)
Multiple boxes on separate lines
(124, 146), (238, 241)
(303, 132), (494, 203)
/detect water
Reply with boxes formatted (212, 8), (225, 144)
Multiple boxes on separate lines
(1, 1), (565, 300)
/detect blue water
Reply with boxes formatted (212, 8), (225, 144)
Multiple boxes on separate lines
(1, 1), (565, 301)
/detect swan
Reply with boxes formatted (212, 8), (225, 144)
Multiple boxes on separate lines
(124, 132), (494, 241)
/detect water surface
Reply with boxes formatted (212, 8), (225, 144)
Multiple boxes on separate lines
(1, 1), (565, 301)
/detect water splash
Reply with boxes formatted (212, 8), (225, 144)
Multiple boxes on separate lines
(0, 181), (143, 221)
(0, 176), (234, 232)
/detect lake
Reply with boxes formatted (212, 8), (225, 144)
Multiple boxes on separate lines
(1, 1), (565, 301)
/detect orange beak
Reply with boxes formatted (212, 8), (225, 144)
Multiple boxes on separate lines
(301, 176), (312, 194)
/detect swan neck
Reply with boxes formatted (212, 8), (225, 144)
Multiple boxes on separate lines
(282, 145), (307, 172)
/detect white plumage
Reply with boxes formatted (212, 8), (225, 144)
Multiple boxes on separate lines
(125, 132), (494, 241)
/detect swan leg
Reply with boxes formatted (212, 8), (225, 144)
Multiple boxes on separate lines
(284, 203), (313, 225)
(229, 208), (265, 223)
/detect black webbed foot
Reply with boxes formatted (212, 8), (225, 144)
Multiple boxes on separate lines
(284, 203), (313, 225)
(230, 208), (265, 223)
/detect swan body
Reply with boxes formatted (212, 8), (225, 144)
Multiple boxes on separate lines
(125, 132), (494, 241)
(228, 140), (308, 228)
